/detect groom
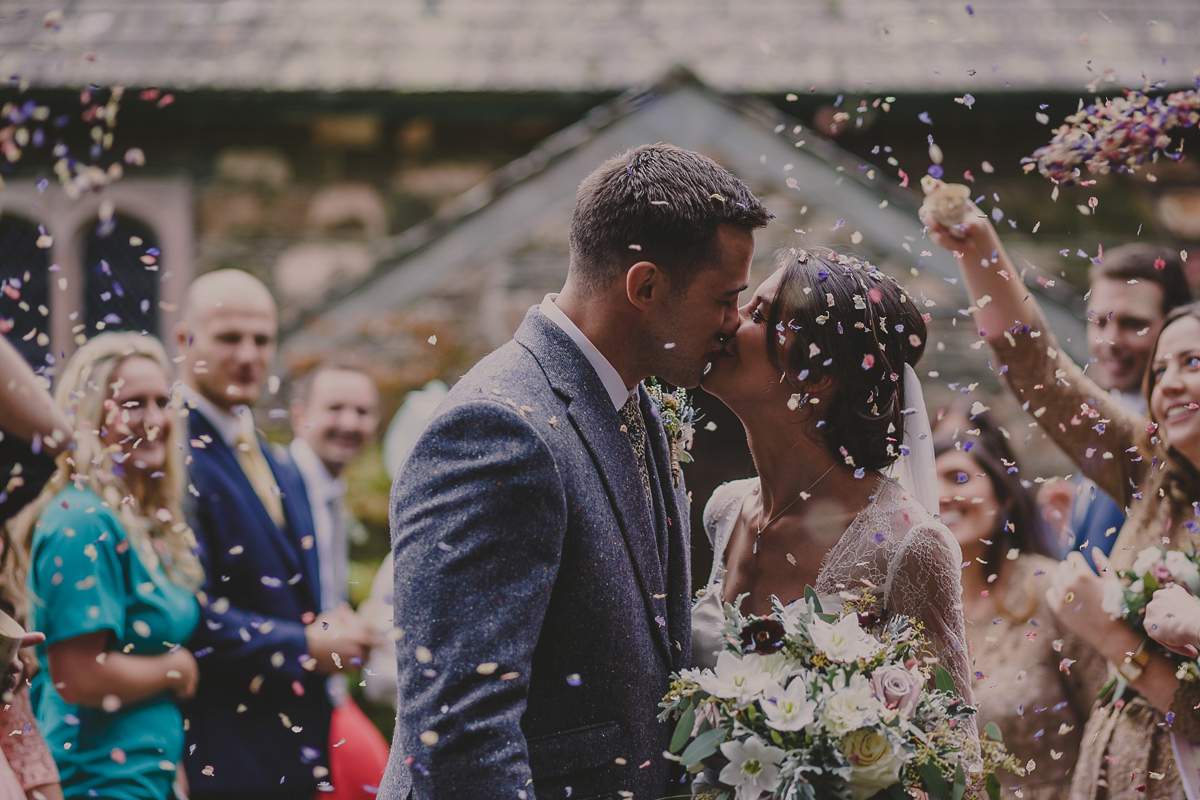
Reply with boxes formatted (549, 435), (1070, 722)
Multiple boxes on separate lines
(380, 143), (771, 799)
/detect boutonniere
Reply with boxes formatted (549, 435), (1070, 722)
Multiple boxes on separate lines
(645, 378), (695, 487)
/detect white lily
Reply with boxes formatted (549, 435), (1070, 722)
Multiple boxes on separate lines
(718, 735), (787, 800)
(810, 613), (883, 663)
(760, 677), (817, 732)
(694, 651), (775, 705)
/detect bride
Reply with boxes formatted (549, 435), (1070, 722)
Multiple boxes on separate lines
(691, 246), (974, 708)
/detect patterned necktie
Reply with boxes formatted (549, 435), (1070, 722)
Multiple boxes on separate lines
(619, 395), (653, 503)
(235, 416), (285, 529)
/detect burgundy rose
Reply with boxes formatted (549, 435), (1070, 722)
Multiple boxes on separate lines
(740, 618), (787, 655)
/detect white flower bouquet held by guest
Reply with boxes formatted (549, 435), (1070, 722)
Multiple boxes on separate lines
(663, 594), (1015, 800)
(922, 179), (1200, 800)
(1095, 546), (1200, 699)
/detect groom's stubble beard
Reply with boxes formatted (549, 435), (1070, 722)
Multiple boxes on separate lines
(640, 295), (710, 390)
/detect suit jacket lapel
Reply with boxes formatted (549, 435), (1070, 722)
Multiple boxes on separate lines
(187, 411), (309, 595)
(265, 445), (322, 610)
(515, 310), (672, 666)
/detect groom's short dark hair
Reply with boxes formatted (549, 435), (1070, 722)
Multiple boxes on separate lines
(569, 143), (771, 292)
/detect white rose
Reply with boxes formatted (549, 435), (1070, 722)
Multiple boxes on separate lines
(1100, 578), (1127, 620)
(1132, 547), (1164, 577)
(820, 673), (884, 736)
(843, 728), (906, 800)
(1164, 551), (1200, 593)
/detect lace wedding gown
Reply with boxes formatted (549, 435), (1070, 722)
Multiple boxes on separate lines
(691, 475), (976, 708)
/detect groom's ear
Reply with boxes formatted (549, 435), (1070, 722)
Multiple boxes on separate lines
(625, 261), (667, 310)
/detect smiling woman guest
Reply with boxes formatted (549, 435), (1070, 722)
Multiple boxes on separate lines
(934, 414), (1106, 799)
(923, 184), (1200, 800)
(15, 333), (202, 800)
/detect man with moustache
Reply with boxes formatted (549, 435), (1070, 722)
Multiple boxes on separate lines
(176, 270), (374, 800)
(379, 144), (771, 800)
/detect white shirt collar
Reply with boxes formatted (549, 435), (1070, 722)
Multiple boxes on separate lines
(181, 384), (247, 449)
(289, 438), (345, 503)
(539, 293), (632, 411)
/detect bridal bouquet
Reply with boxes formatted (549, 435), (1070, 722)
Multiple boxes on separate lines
(1100, 546), (1200, 692)
(662, 592), (1013, 800)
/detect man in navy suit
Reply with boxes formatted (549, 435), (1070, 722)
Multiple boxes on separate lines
(381, 144), (771, 799)
(177, 269), (375, 800)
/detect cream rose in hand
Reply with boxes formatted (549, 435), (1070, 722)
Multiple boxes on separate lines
(843, 728), (906, 800)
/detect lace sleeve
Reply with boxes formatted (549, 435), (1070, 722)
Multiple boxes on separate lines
(885, 522), (976, 710)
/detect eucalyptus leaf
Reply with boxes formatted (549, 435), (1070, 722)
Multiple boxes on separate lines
(951, 764), (966, 800)
(985, 772), (1001, 800)
(670, 706), (696, 753)
(679, 726), (727, 768)
(983, 721), (1003, 742)
(934, 663), (956, 694)
(805, 585), (823, 613)
(920, 763), (951, 800)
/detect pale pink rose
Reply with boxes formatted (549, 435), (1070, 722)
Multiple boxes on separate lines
(1152, 564), (1173, 584)
(870, 664), (922, 715)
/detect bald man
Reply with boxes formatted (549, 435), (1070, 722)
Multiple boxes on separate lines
(176, 270), (373, 800)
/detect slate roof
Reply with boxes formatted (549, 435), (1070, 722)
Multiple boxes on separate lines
(1, 0), (1197, 94)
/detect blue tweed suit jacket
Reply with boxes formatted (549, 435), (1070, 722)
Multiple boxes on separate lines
(379, 308), (692, 800)
(181, 409), (332, 796)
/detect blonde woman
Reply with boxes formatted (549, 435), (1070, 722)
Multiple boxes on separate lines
(17, 333), (203, 800)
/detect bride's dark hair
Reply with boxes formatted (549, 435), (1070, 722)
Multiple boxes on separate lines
(765, 246), (927, 471)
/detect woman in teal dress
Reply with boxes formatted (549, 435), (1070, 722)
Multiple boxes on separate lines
(15, 333), (204, 800)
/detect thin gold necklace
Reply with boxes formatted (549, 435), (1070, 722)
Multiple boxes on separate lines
(752, 463), (837, 555)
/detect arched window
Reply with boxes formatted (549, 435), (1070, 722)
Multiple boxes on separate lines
(84, 214), (161, 337)
(0, 213), (52, 370)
